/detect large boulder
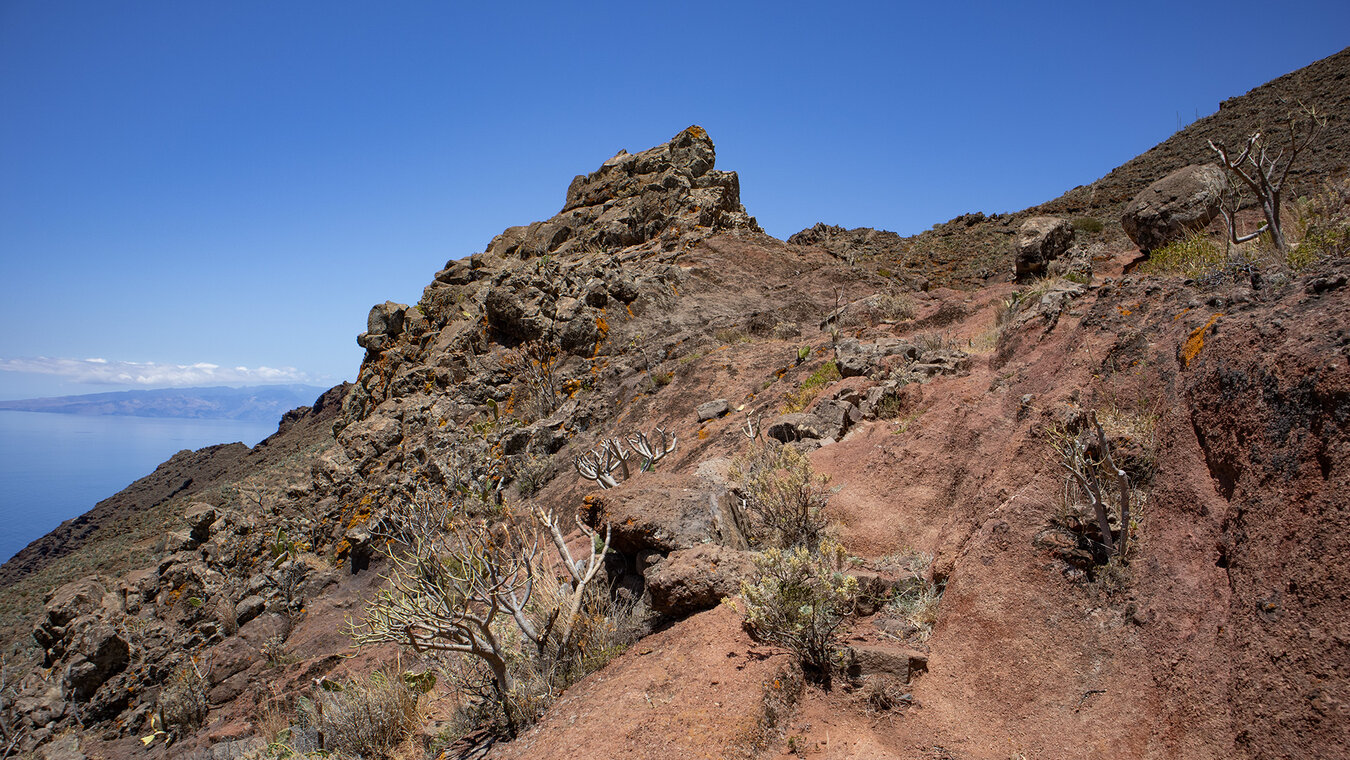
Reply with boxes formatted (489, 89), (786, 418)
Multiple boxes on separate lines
(580, 472), (730, 553)
(1121, 164), (1228, 252)
(356, 301), (408, 354)
(646, 545), (755, 617)
(1014, 216), (1074, 278)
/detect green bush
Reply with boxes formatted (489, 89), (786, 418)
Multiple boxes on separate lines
(1140, 232), (1226, 278)
(1071, 216), (1104, 234)
(736, 540), (858, 684)
(782, 360), (841, 413)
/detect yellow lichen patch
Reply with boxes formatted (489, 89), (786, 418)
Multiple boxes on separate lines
(1181, 313), (1223, 368)
(347, 506), (373, 529)
(596, 314), (609, 337)
(697, 428), (709, 440)
(1173, 307), (1193, 322)
(685, 125), (708, 139)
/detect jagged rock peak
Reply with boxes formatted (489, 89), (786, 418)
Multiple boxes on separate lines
(484, 126), (759, 260)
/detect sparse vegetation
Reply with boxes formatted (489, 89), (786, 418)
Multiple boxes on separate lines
(732, 442), (832, 550)
(782, 360), (841, 413)
(1071, 216), (1104, 234)
(294, 670), (421, 758)
(879, 550), (942, 642)
(736, 539), (858, 685)
(1140, 232), (1227, 278)
(1292, 177), (1350, 265)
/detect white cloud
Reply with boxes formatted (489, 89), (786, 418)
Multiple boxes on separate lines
(0, 357), (318, 387)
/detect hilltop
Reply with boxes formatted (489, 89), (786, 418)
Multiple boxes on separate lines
(2, 48), (1348, 760)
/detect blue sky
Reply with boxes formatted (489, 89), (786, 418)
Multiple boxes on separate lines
(1, 1), (1346, 400)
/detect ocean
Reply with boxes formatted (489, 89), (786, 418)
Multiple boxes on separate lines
(0, 410), (278, 564)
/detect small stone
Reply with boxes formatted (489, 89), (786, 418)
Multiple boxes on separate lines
(696, 399), (729, 422)
(234, 596), (265, 627)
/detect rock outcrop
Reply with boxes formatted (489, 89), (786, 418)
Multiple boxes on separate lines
(486, 126), (759, 261)
(1121, 163), (1228, 252)
(1014, 216), (1074, 278)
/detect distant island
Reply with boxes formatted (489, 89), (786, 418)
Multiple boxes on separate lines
(0, 384), (328, 421)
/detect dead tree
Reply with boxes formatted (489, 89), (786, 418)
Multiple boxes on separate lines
(1209, 106), (1325, 251)
(1053, 411), (1132, 558)
(355, 509), (612, 732)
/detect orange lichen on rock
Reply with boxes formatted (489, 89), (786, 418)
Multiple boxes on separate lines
(1181, 312), (1223, 368)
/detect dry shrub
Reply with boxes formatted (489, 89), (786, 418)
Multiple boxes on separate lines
(913, 331), (957, 353)
(298, 671), (420, 759)
(880, 550), (942, 642)
(732, 443), (831, 550)
(839, 292), (915, 328)
(158, 660), (209, 735)
(860, 674), (911, 714)
(1292, 177), (1350, 265)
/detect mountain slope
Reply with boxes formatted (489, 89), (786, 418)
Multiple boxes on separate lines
(2, 50), (1348, 760)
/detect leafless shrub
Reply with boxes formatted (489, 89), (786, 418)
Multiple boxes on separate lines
(504, 339), (563, 420)
(354, 508), (612, 735)
(574, 428), (676, 490)
(1048, 411), (1132, 557)
(1210, 104), (1326, 251)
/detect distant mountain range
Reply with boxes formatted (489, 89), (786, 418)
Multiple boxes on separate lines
(0, 384), (328, 421)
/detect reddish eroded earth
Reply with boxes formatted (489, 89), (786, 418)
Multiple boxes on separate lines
(474, 237), (1349, 759)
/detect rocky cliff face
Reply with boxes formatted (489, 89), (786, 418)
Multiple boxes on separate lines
(3, 63), (1349, 760)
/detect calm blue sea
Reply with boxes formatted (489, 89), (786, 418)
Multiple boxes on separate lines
(0, 411), (277, 564)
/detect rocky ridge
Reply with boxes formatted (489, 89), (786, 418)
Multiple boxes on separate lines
(2, 50), (1349, 760)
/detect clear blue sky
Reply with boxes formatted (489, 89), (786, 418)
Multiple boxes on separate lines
(2, 1), (1346, 399)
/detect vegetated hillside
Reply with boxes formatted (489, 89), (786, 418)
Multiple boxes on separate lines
(2, 51), (1347, 760)
(800, 45), (1350, 291)
(0, 385), (328, 421)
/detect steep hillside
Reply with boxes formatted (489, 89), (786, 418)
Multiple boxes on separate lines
(804, 45), (1350, 290)
(3, 50), (1348, 760)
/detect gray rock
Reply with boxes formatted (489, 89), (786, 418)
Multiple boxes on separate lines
(811, 398), (861, 440)
(162, 529), (196, 554)
(1121, 164), (1227, 252)
(1014, 216), (1074, 278)
(696, 399), (730, 422)
(847, 643), (929, 683)
(766, 413), (827, 443)
(63, 625), (129, 701)
(234, 595), (265, 627)
(434, 258), (473, 285)
(366, 300), (407, 338)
